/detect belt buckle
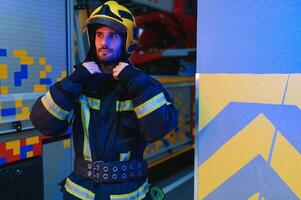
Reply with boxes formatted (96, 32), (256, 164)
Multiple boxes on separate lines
(93, 161), (104, 182)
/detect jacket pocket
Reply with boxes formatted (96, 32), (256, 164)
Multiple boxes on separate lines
(114, 136), (132, 161)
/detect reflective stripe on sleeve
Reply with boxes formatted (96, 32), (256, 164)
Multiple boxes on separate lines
(116, 100), (134, 112)
(134, 92), (167, 119)
(80, 95), (101, 110)
(41, 91), (68, 120)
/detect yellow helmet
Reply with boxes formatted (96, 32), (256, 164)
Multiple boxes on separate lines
(84, 1), (138, 56)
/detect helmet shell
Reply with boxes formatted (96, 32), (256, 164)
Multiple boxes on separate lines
(84, 1), (138, 56)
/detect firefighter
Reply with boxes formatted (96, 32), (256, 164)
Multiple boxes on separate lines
(30, 1), (177, 199)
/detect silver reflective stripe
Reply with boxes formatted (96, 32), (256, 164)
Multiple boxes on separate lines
(116, 100), (134, 112)
(110, 180), (149, 200)
(41, 91), (68, 120)
(120, 151), (131, 161)
(80, 95), (92, 161)
(80, 95), (101, 110)
(134, 92), (166, 119)
(65, 178), (95, 200)
(87, 97), (101, 110)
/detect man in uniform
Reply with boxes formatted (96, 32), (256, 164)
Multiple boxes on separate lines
(30, 1), (178, 199)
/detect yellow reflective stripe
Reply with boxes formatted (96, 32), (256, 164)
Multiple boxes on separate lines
(134, 92), (166, 119)
(41, 91), (68, 120)
(116, 100), (134, 112)
(80, 95), (101, 110)
(110, 179), (149, 200)
(80, 96), (92, 161)
(65, 178), (95, 200)
(87, 97), (100, 110)
(120, 151), (131, 161)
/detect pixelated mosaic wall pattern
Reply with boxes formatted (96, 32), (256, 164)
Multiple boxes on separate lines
(0, 0), (67, 125)
(0, 136), (42, 166)
(0, 48), (67, 124)
(196, 1), (301, 199)
(144, 85), (193, 160)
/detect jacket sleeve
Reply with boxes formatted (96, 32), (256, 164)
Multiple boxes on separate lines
(118, 64), (178, 142)
(30, 65), (91, 136)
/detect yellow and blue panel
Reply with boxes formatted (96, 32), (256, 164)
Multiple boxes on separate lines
(196, 1), (301, 199)
(0, 49), (67, 123)
(0, 0), (68, 124)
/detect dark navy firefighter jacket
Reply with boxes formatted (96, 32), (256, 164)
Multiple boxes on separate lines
(30, 62), (178, 200)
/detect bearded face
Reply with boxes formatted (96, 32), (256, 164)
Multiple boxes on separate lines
(94, 25), (123, 72)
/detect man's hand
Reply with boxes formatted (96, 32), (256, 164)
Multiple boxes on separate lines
(112, 62), (129, 80)
(82, 62), (101, 74)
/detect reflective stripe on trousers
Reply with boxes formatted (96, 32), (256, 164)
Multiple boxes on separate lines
(65, 178), (95, 200)
(110, 179), (149, 200)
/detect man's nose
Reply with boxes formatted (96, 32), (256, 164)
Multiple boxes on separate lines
(101, 35), (110, 46)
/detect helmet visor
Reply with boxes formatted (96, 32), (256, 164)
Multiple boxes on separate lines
(85, 17), (126, 33)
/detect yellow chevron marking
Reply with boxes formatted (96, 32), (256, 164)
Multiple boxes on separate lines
(271, 132), (301, 198)
(198, 74), (288, 130)
(248, 193), (265, 200)
(284, 74), (301, 109)
(198, 114), (274, 199)
(248, 193), (259, 200)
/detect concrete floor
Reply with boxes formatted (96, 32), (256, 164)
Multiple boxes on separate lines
(166, 178), (194, 200)
(148, 149), (194, 200)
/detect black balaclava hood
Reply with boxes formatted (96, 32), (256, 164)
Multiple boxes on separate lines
(84, 24), (129, 66)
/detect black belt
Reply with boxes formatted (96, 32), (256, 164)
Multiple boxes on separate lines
(74, 157), (148, 183)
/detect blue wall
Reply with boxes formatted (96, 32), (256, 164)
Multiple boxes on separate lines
(197, 1), (301, 73)
(196, 1), (301, 199)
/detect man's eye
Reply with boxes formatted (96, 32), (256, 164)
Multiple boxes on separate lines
(110, 34), (117, 39)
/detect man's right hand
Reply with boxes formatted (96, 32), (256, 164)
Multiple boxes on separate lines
(69, 62), (100, 84)
(82, 61), (101, 74)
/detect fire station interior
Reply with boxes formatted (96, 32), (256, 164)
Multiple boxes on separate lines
(0, 0), (196, 199)
(2, 1), (299, 200)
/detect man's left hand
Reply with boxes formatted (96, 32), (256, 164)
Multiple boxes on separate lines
(112, 62), (129, 80)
